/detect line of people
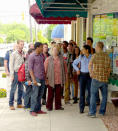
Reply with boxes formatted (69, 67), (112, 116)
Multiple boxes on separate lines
(4, 38), (111, 117)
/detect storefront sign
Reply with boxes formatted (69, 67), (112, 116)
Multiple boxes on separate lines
(113, 47), (118, 74)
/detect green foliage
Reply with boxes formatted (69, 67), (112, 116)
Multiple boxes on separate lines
(0, 22), (57, 44)
(0, 22), (30, 43)
(37, 31), (49, 43)
(45, 25), (57, 42)
(6, 29), (26, 43)
(0, 37), (4, 43)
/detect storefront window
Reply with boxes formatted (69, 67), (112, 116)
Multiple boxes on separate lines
(93, 13), (118, 49)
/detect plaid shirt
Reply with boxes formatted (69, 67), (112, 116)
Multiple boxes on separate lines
(88, 52), (111, 82)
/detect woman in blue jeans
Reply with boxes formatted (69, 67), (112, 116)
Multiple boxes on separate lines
(73, 45), (92, 113)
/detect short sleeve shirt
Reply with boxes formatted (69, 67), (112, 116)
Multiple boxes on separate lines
(4, 50), (13, 72)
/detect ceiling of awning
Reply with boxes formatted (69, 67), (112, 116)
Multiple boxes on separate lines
(35, 0), (88, 18)
(30, 3), (76, 24)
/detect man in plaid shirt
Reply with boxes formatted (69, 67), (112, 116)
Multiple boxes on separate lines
(88, 42), (111, 118)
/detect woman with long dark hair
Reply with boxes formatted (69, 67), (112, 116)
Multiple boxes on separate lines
(72, 46), (80, 104)
(73, 45), (92, 113)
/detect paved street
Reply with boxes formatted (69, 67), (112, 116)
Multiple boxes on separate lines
(0, 69), (108, 131)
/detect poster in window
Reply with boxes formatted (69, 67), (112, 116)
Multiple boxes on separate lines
(113, 47), (118, 74)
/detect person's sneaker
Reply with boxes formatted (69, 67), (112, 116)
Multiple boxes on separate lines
(85, 103), (89, 106)
(10, 106), (15, 110)
(42, 99), (46, 105)
(73, 100), (78, 104)
(96, 102), (100, 106)
(24, 107), (30, 111)
(65, 101), (71, 105)
(24, 107), (30, 109)
(47, 109), (52, 111)
(61, 96), (64, 99)
(87, 113), (96, 118)
(37, 110), (47, 114)
(98, 113), (104, 117)
(17, 105), (24, 108)
(73, 97), (75, 100)
(55, 107), (64, 110)
(30, 112), (38, 116)
(80, 110), (84, 114)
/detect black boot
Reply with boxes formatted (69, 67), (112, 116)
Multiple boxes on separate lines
(73, 97), (78, 104)
(42, 99), (46, 105)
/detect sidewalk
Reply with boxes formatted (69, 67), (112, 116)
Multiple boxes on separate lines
(0, 69), (107, 131)
(0, 98), (107, 131)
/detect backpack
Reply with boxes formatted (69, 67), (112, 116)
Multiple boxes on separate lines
(18, 64), (25, 82)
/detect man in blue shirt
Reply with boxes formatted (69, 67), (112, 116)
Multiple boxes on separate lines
(73, 45), (92, 113)
(4, 44), (18, 99)
(4, 50), (13, 74)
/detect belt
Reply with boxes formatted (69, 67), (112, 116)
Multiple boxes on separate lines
(80, 72), (89, 76)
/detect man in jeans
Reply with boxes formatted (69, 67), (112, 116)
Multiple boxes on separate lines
(86, 37), (100, 106)
(9, 40), (24, 110)
(28, 42), (46, 116)
(4, 44), (18, 99)
(88, 42), (111, 118)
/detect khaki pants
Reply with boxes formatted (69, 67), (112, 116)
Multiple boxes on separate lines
(64, 78), (70, 103)
(73, 73), (79, 98)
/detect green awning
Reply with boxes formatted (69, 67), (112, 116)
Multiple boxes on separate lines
(36, 0), (88, 18)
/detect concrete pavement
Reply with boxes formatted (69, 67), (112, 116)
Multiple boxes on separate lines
(0, 69), (108, 131)
(0, 98), (108, 131)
